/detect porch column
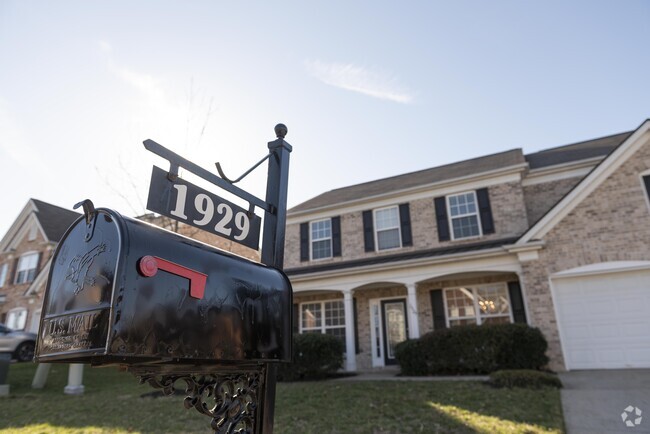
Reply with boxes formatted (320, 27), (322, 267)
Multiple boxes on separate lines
(406, 283), (420, 339)
(342, 290), (357, 372)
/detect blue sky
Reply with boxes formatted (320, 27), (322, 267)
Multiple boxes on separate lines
(0, 1), (648, 237)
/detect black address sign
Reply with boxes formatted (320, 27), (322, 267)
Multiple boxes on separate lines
(146, 166), (261, 249)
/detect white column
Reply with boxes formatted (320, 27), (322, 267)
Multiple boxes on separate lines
(343, 290), (357, 372)
(32, 363), (52, 389)
(64, 363), (85, 395)
(406, 283), (420, 339)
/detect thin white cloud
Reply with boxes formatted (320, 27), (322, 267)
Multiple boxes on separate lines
(305, 60), (414, 104)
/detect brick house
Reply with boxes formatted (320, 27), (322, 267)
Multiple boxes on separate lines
(284, 120), (650, 372)
(0, 199), (80, 333)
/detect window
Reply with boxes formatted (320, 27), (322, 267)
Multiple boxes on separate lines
(374, 207), (401, 250)
(447, 192), (481, 239)
(0, 263), (7, 288)
(310, 219), (332, 260)
(642, 174), (650, 211)
(15, 252), (38, 284)
(300, 300), (346, 342)
(6, 307), (27, 330)
(445, 284), (511, 327)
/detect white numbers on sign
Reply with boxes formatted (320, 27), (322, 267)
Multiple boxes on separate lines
(170, 185), (188, 219)
(193, 194), (214, 226)
(171, 184), (251, 241)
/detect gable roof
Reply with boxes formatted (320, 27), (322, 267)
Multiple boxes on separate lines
(525, 131), (632, 169)
(518, 120), (650, 243)
(290, 149), (526, 213)
(290, 130), (632, 215)
(0, 199), (81, 252)
(31, 199), (81, 242)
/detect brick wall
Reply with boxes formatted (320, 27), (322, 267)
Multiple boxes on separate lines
(285, 181), (530, 269)
(0, 229), (53, 330)
(523, 176), (583, 226)
(522, 139), (650, 370)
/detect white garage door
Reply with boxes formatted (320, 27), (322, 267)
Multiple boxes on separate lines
(553, 268), (650, 370)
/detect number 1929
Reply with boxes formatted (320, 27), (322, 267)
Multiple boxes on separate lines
(170, 184), (251, 241)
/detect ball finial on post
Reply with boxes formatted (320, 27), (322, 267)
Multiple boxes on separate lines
(274, 123), (288, 139)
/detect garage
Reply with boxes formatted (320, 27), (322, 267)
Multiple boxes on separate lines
(552, 264), (650, 370)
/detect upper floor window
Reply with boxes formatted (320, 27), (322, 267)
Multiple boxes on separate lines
(434, 188), (494, 242)
(362, 204), (412, 253)
(0, 263), (7, 288)
(300, 217), (341, 262)
(375, 207), (401, 250)
(311, 219), (332, 260)
(15, 252), (38, 285)
(447, 192), (481, 239)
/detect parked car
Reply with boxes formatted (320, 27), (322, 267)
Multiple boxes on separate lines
(0, 323), (36, 362)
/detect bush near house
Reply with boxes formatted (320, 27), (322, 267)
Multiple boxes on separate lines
(489, 369), (562, 389)
(277, 333), (344, 381)
(395, 323), (549, 375)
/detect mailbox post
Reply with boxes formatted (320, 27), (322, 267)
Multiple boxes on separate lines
(35, 125), (293, 434)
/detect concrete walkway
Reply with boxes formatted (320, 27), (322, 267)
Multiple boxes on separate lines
(559, 369), (650, 434)
(333, 367), (488, 382)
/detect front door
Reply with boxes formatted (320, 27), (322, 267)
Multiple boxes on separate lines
(381, 299), (409, 365)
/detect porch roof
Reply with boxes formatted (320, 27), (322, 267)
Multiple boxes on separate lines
(285, 237), (518, 276)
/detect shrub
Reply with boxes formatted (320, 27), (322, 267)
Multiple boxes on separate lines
(489, 369), (562, 389)
(395, 323), (549, 375)
(277, 333), (344, 381)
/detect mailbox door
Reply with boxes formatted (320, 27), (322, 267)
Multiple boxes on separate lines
(36, 211), (122, 361)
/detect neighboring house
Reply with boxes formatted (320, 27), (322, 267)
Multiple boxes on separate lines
(284, 120), (650, 372)
(0, 199), (81, 333)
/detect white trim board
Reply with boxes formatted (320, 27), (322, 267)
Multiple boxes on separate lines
(518, 120), (650, 244)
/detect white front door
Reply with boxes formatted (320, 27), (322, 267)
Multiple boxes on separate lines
(369, 298), (409, 367)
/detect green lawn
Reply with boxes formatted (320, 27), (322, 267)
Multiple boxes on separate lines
(0, 363), (564, 434)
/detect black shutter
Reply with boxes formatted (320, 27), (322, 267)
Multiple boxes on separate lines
(434, 197), (450, 242)
(331, 216), (342, 257)
(507, 281), (527, 324)
(353, 298), (360, 354)
(476, 188), (494, 234)
(430, 289), (447, 330)
(362, 210), (375, 252)
(399, 203), (412, 247)
(300, 223), (309, 262)
(643, 175), (650, 201)
(293, 304), (300, 333)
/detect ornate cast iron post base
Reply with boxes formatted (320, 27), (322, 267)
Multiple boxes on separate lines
(130, 365), (267, 434)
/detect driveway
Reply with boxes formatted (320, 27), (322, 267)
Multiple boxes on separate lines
(559, 370), (650, 434)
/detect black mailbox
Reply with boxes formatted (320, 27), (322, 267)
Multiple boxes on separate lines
(35, 208), (292, 367)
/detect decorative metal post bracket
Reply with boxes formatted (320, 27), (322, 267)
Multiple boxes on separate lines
(133, 124), (293, 434)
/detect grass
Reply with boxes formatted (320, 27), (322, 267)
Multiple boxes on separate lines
(1, 363), (564, 433)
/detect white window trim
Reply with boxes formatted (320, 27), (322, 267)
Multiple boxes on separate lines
(299, 300), (346, 334)
(6, 307), (28, 330)
(309, 218), (333, 261)
(0, 263), (7, 288)
(14, 251), (39, 285)
(443, 283), (513, 327)
(373, 206), (402, 252)
(446, 190), (483, 241)
(640, 170), (650, 214)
